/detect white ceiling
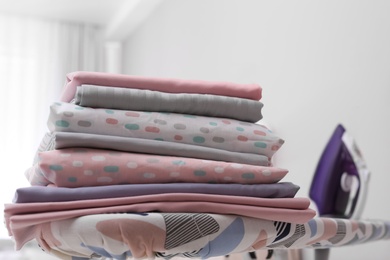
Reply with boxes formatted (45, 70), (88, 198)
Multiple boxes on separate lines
(0, 0), (126, 25)
(0, 0), (162, 40)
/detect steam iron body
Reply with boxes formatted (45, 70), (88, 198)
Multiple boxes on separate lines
(309, 124), (370, 219)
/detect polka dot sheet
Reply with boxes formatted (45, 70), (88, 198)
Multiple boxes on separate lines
(26, 148), (288, 187)
(48, 102), (284, 159)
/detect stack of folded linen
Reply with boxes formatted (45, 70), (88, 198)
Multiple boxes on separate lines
(4, 71), (318, 259)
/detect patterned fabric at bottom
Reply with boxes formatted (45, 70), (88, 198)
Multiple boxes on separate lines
(34, 213), (390, 260)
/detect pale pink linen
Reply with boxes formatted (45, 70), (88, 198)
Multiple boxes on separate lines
(6, 193), (312, 215)
(5, 193), (316, 249)
(60, 71), (262, 102)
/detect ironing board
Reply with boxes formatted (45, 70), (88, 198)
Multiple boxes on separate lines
(4, 71), (390, 260)
(5, 213), (390, 260)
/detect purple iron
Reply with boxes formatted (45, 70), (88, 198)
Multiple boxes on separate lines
(309, 124), (370, 219)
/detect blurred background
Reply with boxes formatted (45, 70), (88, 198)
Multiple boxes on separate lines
(0, 0), (389, 259)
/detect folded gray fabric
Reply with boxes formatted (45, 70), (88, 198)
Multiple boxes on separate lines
(13, 182), (300, 203)
(54, 132), (270, 166)
(32, 132), (55, 164)
(75, 84), (263, 122)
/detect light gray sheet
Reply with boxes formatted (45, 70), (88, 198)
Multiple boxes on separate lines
(54, 132), (270, 166)
(75, 84), (263, 123)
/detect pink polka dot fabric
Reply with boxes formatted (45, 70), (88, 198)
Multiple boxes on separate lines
(27, 148), (288, 187)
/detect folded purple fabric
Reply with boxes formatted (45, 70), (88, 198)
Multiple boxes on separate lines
(13, 182), (300, 203)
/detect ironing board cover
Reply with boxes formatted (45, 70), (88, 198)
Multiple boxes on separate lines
(33, 213), (390, 260)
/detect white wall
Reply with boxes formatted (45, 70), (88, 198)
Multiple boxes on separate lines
(122, 1), (390, 259)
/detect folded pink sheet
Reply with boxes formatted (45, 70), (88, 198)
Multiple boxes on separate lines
(4, 193), (315, 249)
(27, 148), (288, 187)
(61, 71), (262, 102)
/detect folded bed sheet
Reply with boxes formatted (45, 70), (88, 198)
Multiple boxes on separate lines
(49, 102), (284, 159)
(4, 194), (315, 249)
(26, 148), (287, 187)
(75, 85), (264, 122)
(61, 71), (262, 102)
(40, 132), (271, 166)
(33, 213), (390, 260)
(13, 182), (300, 203)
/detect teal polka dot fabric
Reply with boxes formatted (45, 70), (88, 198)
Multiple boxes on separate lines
(48, 102), (284, 159)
